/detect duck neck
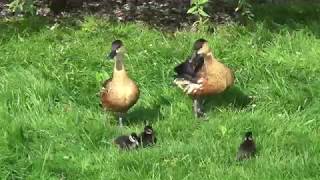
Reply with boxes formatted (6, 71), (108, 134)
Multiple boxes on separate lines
(113, 53), (127, 80)
(204, 52), (215, 64)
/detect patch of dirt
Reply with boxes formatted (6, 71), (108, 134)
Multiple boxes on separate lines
(1, 0), (238, 30)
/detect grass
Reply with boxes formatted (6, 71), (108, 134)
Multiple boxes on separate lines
(1, 4), (320, 179)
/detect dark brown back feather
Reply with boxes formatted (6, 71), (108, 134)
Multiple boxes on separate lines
(174, 54), (204, 83)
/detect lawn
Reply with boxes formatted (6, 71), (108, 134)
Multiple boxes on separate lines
(1, 4), (320, 179)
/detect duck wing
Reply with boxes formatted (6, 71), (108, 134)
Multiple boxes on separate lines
(102, 78), (112, 88)
(174, 54), (204, 83)
(99, 78), (112, 97)
(193, 54), (204, 75)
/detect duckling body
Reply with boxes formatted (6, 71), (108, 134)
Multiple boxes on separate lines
(236, 132), (256, 161)
(139, 125), (157, 147)
(114, 132), (140, 150)
(100, 40), (139, 126)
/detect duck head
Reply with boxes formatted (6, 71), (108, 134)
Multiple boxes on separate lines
(193, 38), (211, 56)
(108, 40), (126, 59)
(244, 131), (253, 141)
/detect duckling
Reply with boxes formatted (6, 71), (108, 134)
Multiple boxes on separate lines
(139, 125), (157, 147)
(174, 38), (234, 118)
(100, 40), (140, 127)
(236, 131), (256, 161)
(114, 132), (140, 150)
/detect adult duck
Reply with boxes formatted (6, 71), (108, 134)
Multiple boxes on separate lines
(100, 40), (140, 126)
(174, 38), (234, 118)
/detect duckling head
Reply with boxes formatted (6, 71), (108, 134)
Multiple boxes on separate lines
(144, 125), (154, 135)
(108, 40), (126, 59)
(129, 132), (139, 146)
(244, 131), (253, 141)
(194, 38), (211, 56)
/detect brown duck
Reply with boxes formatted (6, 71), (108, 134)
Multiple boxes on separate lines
(100, 40), (140, 126)
(174, 39), (234, 118)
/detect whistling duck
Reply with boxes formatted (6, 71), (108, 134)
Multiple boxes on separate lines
(236, 131), (256, 161)
(114, 132), (140, 150)
(100, 40), (140, 126)
(139, 125), (157, 147)
(174, 38), (234, 118)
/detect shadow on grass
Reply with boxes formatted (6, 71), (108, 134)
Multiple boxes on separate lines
(204, 86), (253, 111)
(128, 105), (162, 125)
(0, 15), (88, 45)
(252, 3), (320, 37)
(128, 96), (171, 125)
(0, 16), (52, 44)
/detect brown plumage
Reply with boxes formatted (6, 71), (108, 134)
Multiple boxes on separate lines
(100, 40), (140, 126)
(101, 73), (139, 112)
(174, 39), (234, 118)
(191, 51), (234, 96)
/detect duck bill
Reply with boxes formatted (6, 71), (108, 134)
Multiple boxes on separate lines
(108, 50), (117, 59)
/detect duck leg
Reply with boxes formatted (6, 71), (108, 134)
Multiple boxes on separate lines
(192, 97), (198, 118)
(118, 112), (126, 127)
(192, 97), (206, 119)
(198, 98), (207, 118)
